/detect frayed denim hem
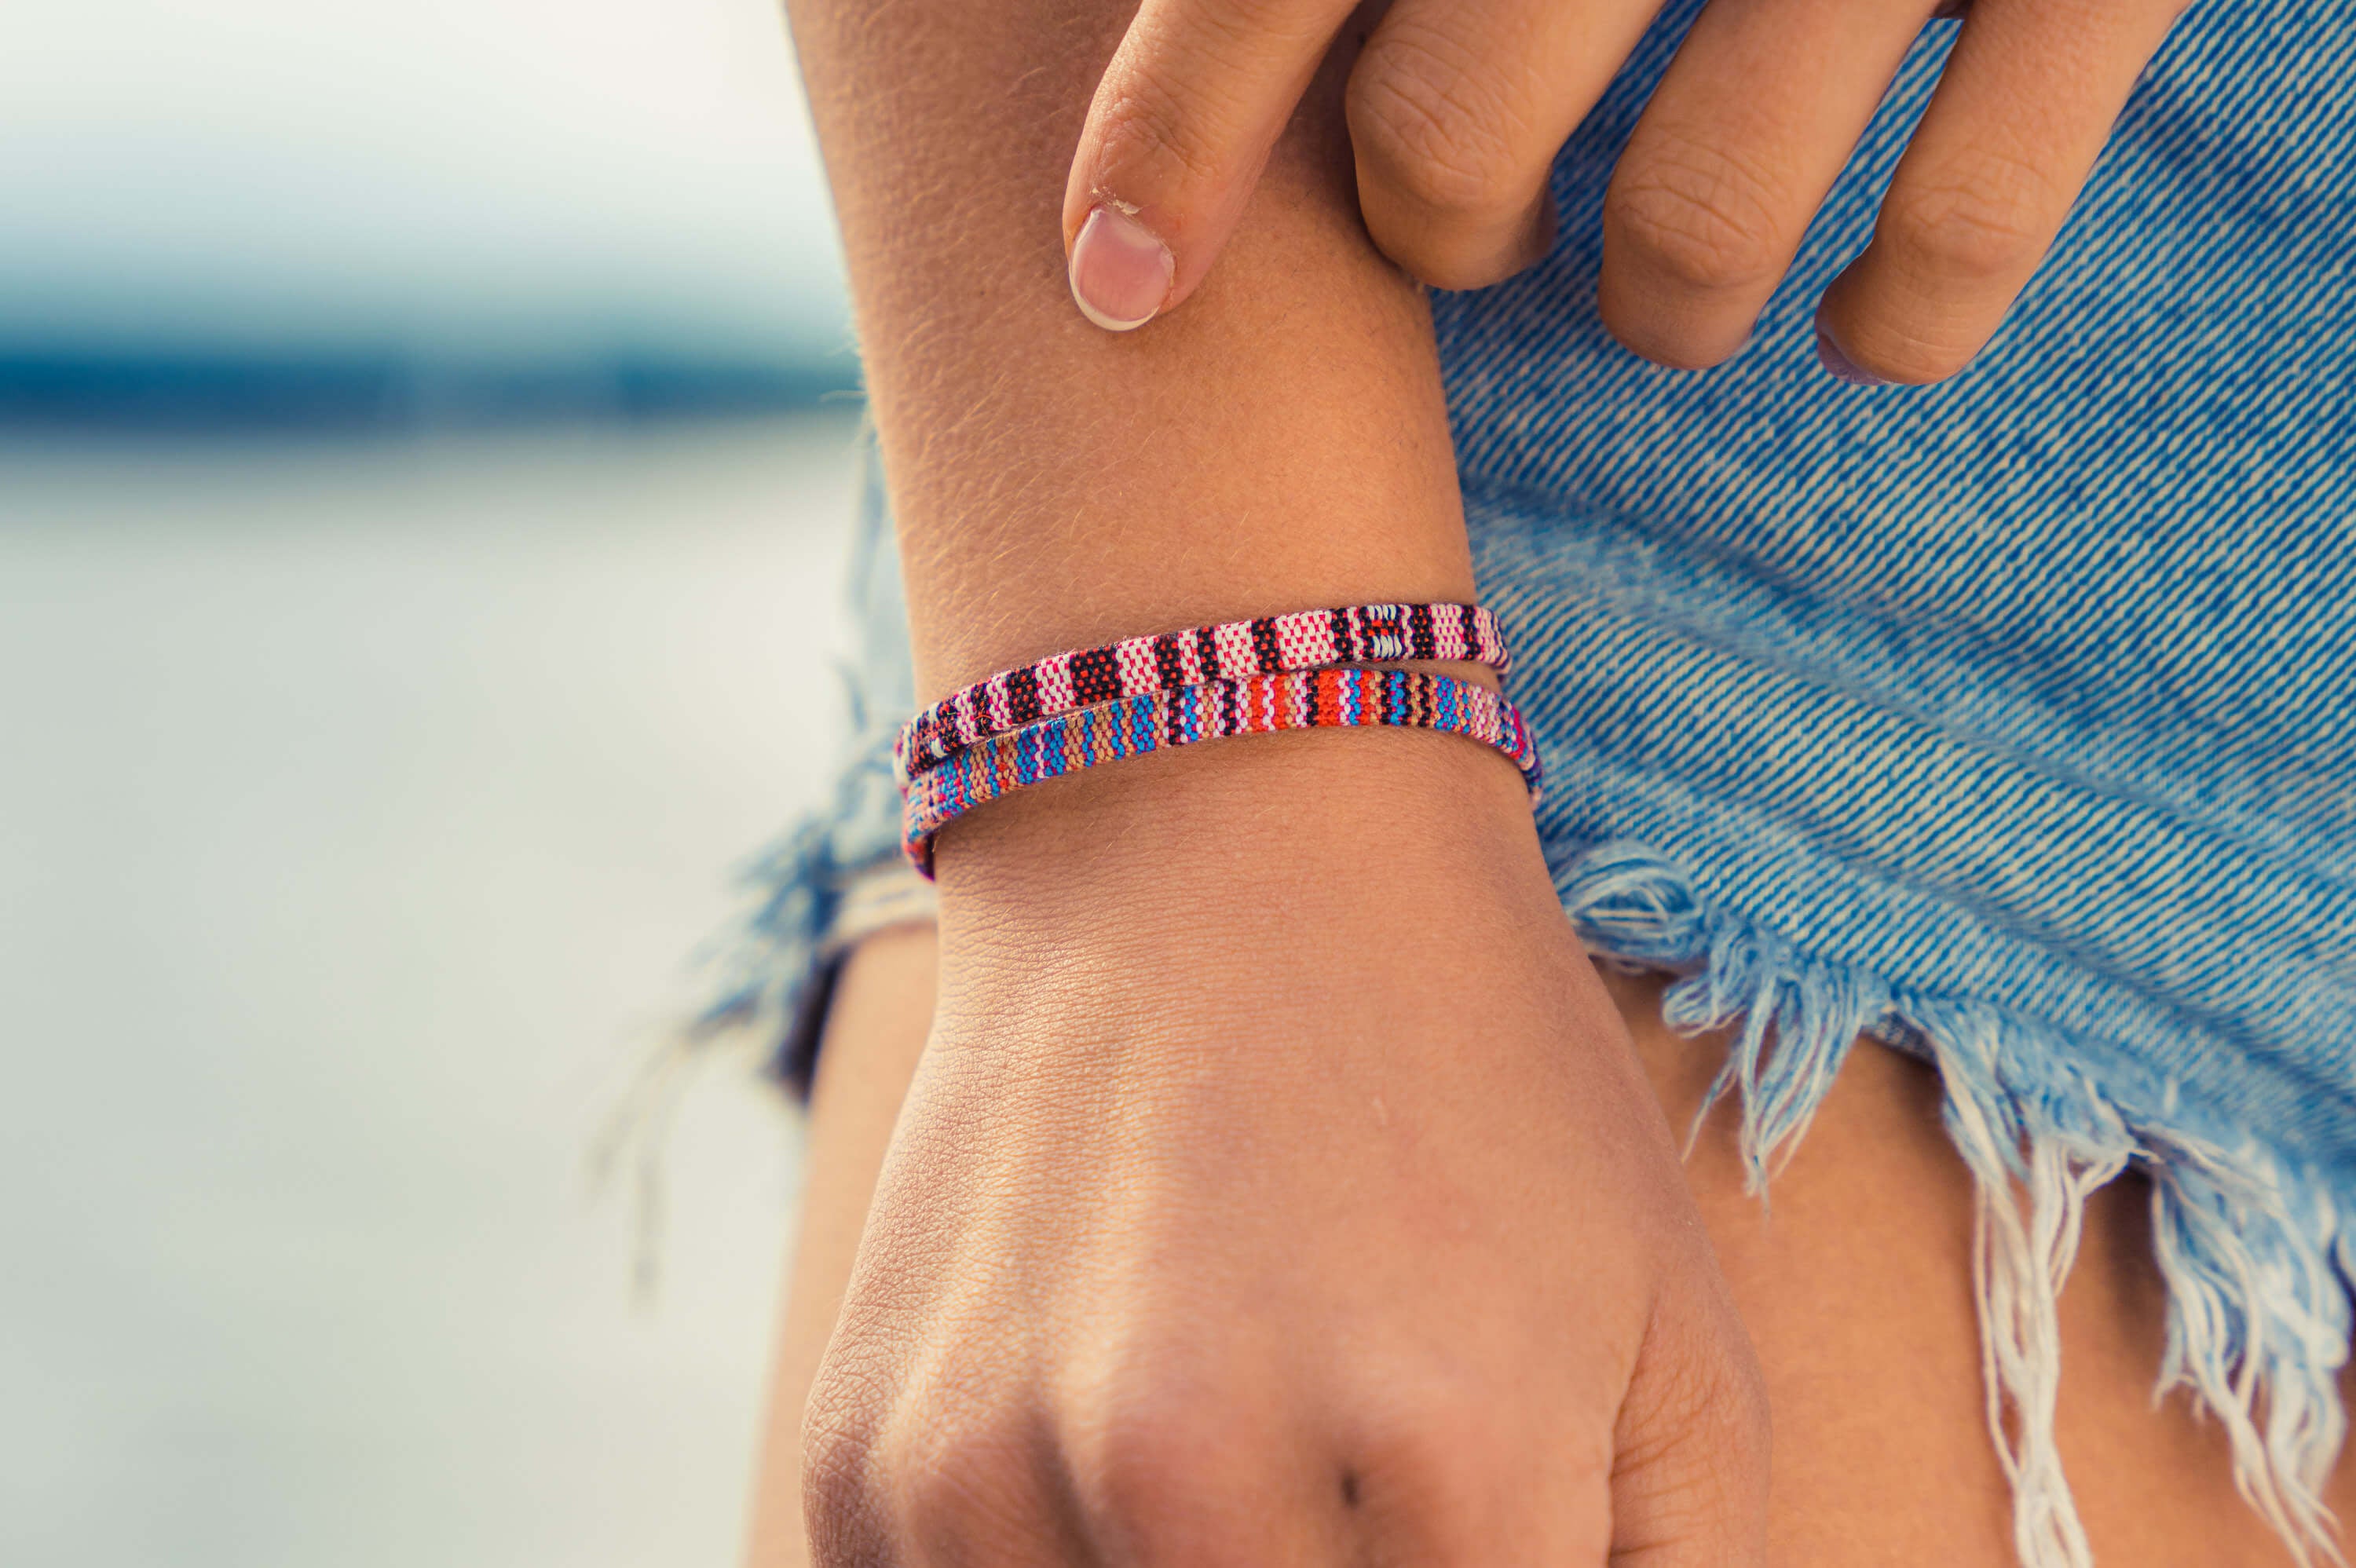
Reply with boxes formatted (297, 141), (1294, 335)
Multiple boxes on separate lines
(692, 721), (927, 1099)
(596, 718), (924, 1297)
(1562, 839), (2354, 1568)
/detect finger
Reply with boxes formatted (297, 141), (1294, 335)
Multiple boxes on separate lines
(1597, 0), (1936, 368)
(1814, 0), (2188, 385)
(1608, 1289), (1771, 1568)
(1063, 0), (1360, 332)
(1344, 0), (1666, 291)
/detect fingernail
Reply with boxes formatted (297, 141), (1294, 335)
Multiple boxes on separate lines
(1813, 316), (1887, 387)
(1068, 205), (1173, 333)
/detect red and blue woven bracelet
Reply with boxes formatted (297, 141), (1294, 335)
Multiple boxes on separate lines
(900, 666), (1541, 875)
(894, 601), (1510, 780)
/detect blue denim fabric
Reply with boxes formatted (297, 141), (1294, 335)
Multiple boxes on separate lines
(726, 4), (2354, 1561)
(1430, 3), (2356, 1559)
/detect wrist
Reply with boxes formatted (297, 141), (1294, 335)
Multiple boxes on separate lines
(931, 722), (1561, 970)
(920, 725), (1626, 1117)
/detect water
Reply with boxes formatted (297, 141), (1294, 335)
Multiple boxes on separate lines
(0, 412), (864, 1567)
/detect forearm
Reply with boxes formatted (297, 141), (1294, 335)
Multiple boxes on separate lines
(786, 0), (1472, 706)
(775, 23), (1783, 1567)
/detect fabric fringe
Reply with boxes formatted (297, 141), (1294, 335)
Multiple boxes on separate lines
(692, 694), (911, 1098)
(1560, 840), (2353, 1567)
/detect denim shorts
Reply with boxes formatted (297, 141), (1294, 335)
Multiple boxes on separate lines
(707, 4), (2356, 1563)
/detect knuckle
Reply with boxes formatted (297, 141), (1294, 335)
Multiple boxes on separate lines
(1842, 324), (1982, 387)
(1184, 0), (1330, 55)
(1073, 1387), (1235, 1531)
(1090, 0), (1335, 188)
(1340, 1373), (1521, 1533)
(800, 1336), (1049, 1556)
(1348, 24), (1539, 221)
(1092, 65), (1231, 188)
(1605, 133), (1790, 294)
(1882, 152), (2059, 286)
(900, 1424), (1042, 1549)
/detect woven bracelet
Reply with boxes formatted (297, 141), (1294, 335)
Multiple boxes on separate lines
(894, 601), (1510, 780)
(900, 666), (1541, 875)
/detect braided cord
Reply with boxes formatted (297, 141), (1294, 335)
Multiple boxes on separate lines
(902, 667), (1540, 874)
(895, 602), (1511, 780)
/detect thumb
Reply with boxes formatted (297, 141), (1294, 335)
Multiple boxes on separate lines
(1610, 1286), (1773, 1567)
(1063, 0), (1362, 332)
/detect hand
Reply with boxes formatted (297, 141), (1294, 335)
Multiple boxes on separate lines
(1061, 0), (2188, 383)
(799, 735), (1769, 1563)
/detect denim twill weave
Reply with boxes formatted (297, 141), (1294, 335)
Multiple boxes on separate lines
(1429, 2), (2356, 1560)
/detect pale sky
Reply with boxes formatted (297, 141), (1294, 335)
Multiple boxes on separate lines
(0, 0), (849, 360)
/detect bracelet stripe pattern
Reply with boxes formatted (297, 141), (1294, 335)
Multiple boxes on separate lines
(894, 602), (1510, 779)
(901, 667), (1541, 874)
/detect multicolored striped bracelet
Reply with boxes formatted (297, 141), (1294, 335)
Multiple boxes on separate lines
(901, 667), (1542, 875)
(894, 601), (1510, 780)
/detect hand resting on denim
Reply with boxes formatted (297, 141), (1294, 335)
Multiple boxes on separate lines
(1062, 0), (2190, 384)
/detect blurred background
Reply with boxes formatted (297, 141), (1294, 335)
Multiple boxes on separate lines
(1, 3), (862, 1563)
